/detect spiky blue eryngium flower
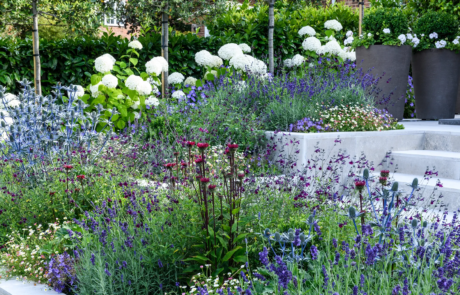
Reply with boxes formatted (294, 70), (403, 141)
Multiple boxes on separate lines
(0, 80), (114, 182)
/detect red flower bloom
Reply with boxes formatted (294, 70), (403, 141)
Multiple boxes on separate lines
(181, 162), (187, 167)
(195, 158), (204, 163)
(208, 184), (217, 191)
(355, 181), (366, 191)
(237, 173), (245, 179)
(76, 175), (85, 180)
(63, 165), (73, 170)
(379, 177), (387, 185)
(164, 163), (176, 169)
(49, 192), (56, 196)
(380, 170), (390, 177)
(197, 143), (209, 150)
(227, 143), (239, 150)
(200, 178), (210, 183)
(186, 141), (196, 147)
(173, 152), (179, 156)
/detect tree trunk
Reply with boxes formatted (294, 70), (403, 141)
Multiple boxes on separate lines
(268, 0), (275, 75)
(358, 1), (364, 36)
(32, 0), (41, 95)
(161, 3), (169, 99)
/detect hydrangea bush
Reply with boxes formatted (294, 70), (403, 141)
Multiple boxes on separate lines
(412, 11), (460, 51)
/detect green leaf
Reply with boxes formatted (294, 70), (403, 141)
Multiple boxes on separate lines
(232, 208), (240, 215)
(119, 62), (127, 69)
(117, 105), (128, 117)
(196, 79), (203, 87)
(205, 73), (215, 81)
(234, 233), (248, 244)
(129, 58), (138, 66)
(91, 95), (105, 105)
(222, 246), (242, 262)
(91, 74), (101, 86)
(231, 221), (238, 233)
(116, 120), (126, 129)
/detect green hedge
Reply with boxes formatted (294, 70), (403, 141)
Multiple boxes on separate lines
(0, 32), (225, 94)
(0, 1), (359, 94)
(207, 1), (359, 57)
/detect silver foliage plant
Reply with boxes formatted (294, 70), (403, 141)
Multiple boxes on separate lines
(0, 79), (116, 181)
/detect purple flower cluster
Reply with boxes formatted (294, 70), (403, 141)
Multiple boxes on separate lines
(47, 252), (77, 293)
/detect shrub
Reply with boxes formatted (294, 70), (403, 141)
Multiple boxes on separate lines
(362, 8), (408, 45)
(414, 10), (460, 41)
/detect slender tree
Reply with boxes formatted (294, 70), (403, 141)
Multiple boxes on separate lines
(32, 0), (41, 95)
(268, 0), (275, 74)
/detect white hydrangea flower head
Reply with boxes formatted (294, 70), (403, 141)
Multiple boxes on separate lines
(229, 54), (249, 71)
(210, 55), (223, 68)
(131, 101), (140, 109)
(117, 94), (125, 100)
(298, 26), (316, 37)
(398, 34), (406, 44)
(454, 39), (459, 45)
(195, 50), (213, 67)
(125, 75), (144, 91)
(406, 34), (414, 40)
(94, 54), (115, 73)
(238, 43), (251, 53)
(346, 31), (353, 38)
(367, 33), (373, 38)
(168, 72), (185, 84)
(128, 40), (143, 50)
(247, 57), (267, 75)
(235, 81), (247, 92)
(316, 45), (327, 55)
(7, 98), (20, 108)
(147, 77), (161, 87)
(456, 36), (460, 39)
(90, 82), (102, 98)
(136, 80), (153, 96)
(101, 74), (118, 88)
(324, 20), (343, 31)
(291, 54), (305, 67)
(67, 85), (85, 98)
(383, 28), (391, 34)
(324, 40), (342, 56)
(184, 77), (198, 86)
(172, 90), (186, 100)
(101, 53), (116, 64)
(133, 111), (141, 120)
(145, 57), (168, 76)
(344, 36), (354, 45)
(302, 37), (322, 52)
(283, 59), (292, 68)
(412, 37), (420, 47)
(429, 32), (438, 39)
(218, 43), (243, 60)
(435, 40), (446, 49)
(347, 51), (356, 62)
(338, 50), (348, 61)
(145, 95), (159, 107)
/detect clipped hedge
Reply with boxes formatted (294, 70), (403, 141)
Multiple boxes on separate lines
(207, 1), (359, 58)
(0, 32), (226, 94)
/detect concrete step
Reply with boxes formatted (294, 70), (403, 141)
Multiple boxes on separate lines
(0, 279), (59, 295)
(391, 173), (460, 212)
(392, 150), (460, 180)
(423, 132), (460, 153)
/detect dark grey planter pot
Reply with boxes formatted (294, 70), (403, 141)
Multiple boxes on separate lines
(356, 45), (412, 121)
(412, 49), (460, 119)
(457, 71), (460, 114)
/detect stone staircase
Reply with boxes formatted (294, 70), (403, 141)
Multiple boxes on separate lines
(390, 129), (460, 211)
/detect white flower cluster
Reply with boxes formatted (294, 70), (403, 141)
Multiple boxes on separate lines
(218, 43), (243, 60)
(344, 36), (354, 45)
(136, 81), (152, 96)
(184, 77), (197, 86)
(67, 85), (85, 98)
(128, 40), (143, 50)
(195, 50), (223, 68)
(398, 34), (406, 44)
(346, 31), (353, 38)
(383, 28), (391, 34)
(323, 40), (342, 55)
(238, 43), (251, 53)
(125, 75), (144, 91)
(205, 70), (218, 78)
(435, 40), (447, 49)
(145, 96), (159, 107)
(90, 82), (102, 98)
(324, 20), (343, 32)
(145, 56), (168, 76)
(172, 90), (186, 99)
(102, 74), (118, 88)
(429, 32), (438, 39)
(1, 93), (21, 108)
(94, 54), (116, 73)
(283, 54), (305, 68)
(298, 26), (316, 37)
(168, 72), (185, 84)
(454, 37), (460, 45)
(302, 36), (322, 52)
(229, 54), (267, 75)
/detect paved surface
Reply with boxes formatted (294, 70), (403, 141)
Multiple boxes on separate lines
(0, 279), (59, 295)
(401, 115), (460, 133)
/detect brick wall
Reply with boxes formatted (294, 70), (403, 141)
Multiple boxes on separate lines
(337, 0), (371, 8)
(99, 26), (134, 39)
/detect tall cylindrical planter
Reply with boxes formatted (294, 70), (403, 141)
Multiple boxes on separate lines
(457, 71), (460, 114)
(356, 45), (412, 121)
(412, 49), (460, 119)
